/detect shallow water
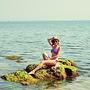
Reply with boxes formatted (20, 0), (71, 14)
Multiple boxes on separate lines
(0, 21), (90, 90)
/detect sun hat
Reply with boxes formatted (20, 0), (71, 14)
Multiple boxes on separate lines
(52, 36), (59, 42)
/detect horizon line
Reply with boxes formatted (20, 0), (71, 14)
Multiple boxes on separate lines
(0, 20), (90, 22)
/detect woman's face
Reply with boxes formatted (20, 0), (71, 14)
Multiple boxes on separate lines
(51, 39), (59, 46)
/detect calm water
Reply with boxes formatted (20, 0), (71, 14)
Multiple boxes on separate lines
(0, 21), (90, 90)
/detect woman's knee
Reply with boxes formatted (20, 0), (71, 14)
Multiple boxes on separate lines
(42, 52), (48, 60)
(42, 52), (48, 56)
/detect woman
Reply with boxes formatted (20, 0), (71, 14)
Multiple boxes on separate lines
(29, 36), (60, 74)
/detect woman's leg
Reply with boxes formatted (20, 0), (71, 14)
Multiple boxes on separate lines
(42, 52), (50, 60)
(29, 60), (56, 74)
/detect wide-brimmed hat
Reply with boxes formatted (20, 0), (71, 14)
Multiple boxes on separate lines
(51, 36), (59, 42)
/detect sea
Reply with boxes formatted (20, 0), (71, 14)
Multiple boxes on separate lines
(0, 21), (90, 90)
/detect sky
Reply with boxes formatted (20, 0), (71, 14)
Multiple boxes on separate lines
(0, 0), (90, 21)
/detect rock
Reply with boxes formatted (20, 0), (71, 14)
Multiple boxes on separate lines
(51, 63), (67, 79)
(1, 70), (38, 85)
(1, 58), (79, 85)
(1, 73), (18, 82)
(35, 69), (49, 80)
(5, 55), (23, 61)
(25, 64), (38, 73)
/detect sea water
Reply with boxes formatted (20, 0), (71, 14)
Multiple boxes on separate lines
(0, 21), (90, 90)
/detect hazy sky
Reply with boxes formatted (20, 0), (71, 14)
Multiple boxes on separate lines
(0, 0), (90, 21)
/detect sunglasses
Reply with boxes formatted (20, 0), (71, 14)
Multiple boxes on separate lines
(51, 39), (59, 44)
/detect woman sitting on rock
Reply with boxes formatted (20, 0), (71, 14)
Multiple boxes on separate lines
(29, 36), (60, 74)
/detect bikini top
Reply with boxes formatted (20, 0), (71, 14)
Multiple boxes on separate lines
(51, 48), (59, 55)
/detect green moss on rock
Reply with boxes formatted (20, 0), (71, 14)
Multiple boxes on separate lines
(1, 70), (38, 85)
(25, 64), (38, 73)
(35, 69), (49, 80)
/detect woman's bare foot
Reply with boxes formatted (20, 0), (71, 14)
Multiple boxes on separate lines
(29, 70), (35, 75)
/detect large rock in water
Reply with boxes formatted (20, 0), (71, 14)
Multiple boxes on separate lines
(1, 58), (79, 85)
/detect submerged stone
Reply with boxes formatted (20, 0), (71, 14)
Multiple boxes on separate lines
(5, 55), (23, 61)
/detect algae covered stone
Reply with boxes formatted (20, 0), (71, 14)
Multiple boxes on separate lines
(35, 69), (49, 80)
(25, 64), (38, 73)
(51, 63), (66, 79)
(5, 55), (23, 60)
(1, 70), (38, 85)
(1, 58), (79, 85)
(1, 73), (18, 82)
(58, 58), (77, 67)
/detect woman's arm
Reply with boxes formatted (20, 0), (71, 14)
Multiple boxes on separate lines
(48, 37), (53, 46)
